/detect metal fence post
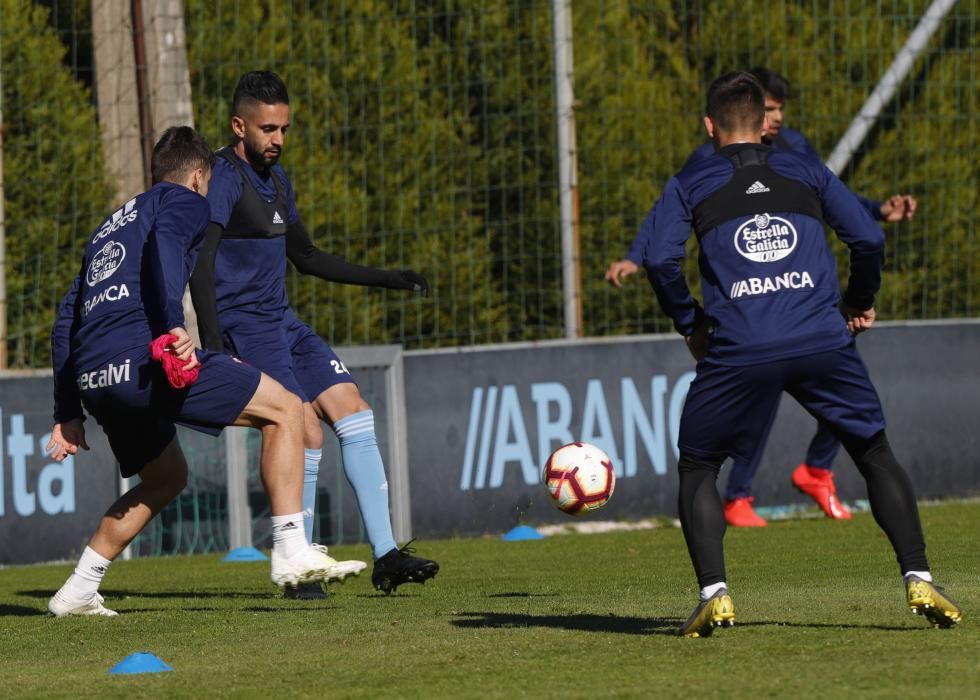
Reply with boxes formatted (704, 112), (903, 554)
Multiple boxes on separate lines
(826, 0), (959, 174)
(552, 0), (582, 339)
(225, 427), (252, 548)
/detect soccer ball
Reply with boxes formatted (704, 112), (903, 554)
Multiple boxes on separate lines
(543, 441), (616, 516)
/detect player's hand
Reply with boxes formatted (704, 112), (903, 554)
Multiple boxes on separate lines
(46, 419), (89, 462)
(840, 305), (876, 334)
(395, 269), (429, 297)
(879, 194), (917, 222)
(604, 259), (639, 288)
(685, 321), (710, 362)
(167, 326), (200, 371)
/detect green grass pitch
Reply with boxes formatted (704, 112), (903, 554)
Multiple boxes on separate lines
(1, 501), (977, 698)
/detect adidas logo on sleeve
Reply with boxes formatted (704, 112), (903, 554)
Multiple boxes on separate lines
(745, 181), (770, 194)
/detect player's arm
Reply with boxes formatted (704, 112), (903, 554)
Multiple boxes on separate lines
(46, 419), (89, 462)
(816, 166), (885, 316)
(49, 272), (90, 461)
(285, 220), (428, 295)
(51, 272), (85, 424)
(146, 191), (211, 346)
(794, 130), (822, 161)
(641, 177), (704, 337)
(607, 146), (713, 289)
(851, 190), (917, 223)
(850, 192), (885, 221)
(188, 222), (226, 351)
(605, 205), (654, 288)
(791, 129), (908, 223)
(626, 204), (656, 266)
(876, 193), (917, 222)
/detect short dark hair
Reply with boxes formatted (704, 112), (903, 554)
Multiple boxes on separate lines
(150, 126), (215, 184)
(232, 70), (290, 116)
(749, 67), (791, 102)
(706, 71), (765, 133)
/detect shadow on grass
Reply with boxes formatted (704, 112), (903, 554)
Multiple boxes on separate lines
(35, 605), (343, 616)
(352, 592), (424, 599)
(486, 592), (560, 599)
(739, 620), (916, 632)
(241, 605), (341, 613)
(452, 612), (920, 635)
(17, 589), (272, 601)
(452, 611), (681, 636)
(0, 604), (45, 616)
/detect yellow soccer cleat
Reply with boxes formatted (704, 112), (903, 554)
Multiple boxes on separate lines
(906, 575), (962, 629)
(678, 589), (735, 638)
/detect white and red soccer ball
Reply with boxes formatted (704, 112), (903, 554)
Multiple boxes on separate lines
(543, 441), (616, 516)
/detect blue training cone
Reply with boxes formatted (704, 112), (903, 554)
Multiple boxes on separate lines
(109, 652), (173, 675)
(221, 546), (268, 562)
(501, 525), (544, 541)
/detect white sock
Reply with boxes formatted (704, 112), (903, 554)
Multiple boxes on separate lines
(904, 570), (932, 583)
(271, 513), (308, 559)
(67, 546), (112, 599)
(700, 581), (728, 601)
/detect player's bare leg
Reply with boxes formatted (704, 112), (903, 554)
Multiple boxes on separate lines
(232, 374), (305, 515)
(88, 438), (189, 557)
(49, 438), (189, 617)
(312, 382), (439, 594)
(235, 374), (365, 588)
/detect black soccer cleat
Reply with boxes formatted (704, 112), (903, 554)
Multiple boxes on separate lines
(283, 581), (330, 600)
(372, 540), (440, 595)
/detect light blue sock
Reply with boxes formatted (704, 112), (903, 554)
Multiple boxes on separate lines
(302, 448), (321, 544)
(334, 410), (397, 560)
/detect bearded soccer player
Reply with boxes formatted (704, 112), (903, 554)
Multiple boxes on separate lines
(47, 126), (361, 617)
(642, 72), (960, 637)
(190, 71), (438, 599)
(606, 66), (917, 527)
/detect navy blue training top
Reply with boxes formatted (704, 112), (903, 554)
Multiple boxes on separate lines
(625, 127), (883, 264)
(206, 152), (301, 323)
(52, 182), (211, 420)
(643, 142), (884, 366)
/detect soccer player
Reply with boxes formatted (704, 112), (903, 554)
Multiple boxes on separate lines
(46, 126), (362, 617)
(642, 72), (960, 636)
(606, 67), (917, 527)
(189, 71), (439, 599)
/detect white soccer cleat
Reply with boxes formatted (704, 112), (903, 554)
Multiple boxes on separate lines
(270, 543), (366, 588)
(48, 586), (118, 617)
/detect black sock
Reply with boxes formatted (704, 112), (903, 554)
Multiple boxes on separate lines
(678, 453), (728, 589)
(841, 430), (929, 574)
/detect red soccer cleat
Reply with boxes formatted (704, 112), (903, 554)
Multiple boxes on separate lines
(723, 497), (767, 527)
(791, 464), (852, 520)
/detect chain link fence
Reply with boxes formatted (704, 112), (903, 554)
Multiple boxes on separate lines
(1, 1), (977, 555)
(2, 0), (977, 365)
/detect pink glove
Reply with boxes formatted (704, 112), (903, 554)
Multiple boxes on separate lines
(149, 334), (200, 388)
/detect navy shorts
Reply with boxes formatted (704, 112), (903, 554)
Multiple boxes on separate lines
(222, 310), (354, 403)
(283, 311), (354, 402)
(79, 348), (261, 477)
(678, 342), (885, 462)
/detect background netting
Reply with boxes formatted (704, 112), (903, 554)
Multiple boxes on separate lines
(3, 0), (977, 364)
(2, 0), (977, 553)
